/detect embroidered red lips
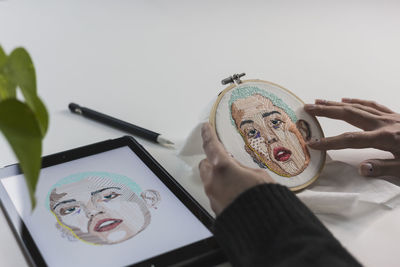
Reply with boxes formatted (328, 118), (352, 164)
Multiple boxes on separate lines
(273, 147), (292, 162)
(94, 218), (123, 232)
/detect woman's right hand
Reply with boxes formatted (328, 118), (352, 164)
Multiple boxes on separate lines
(198, 123), (275, 215)
(304, 98), (400, 177)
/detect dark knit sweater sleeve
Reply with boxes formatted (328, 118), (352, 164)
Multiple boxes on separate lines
(214, 184), (361, 267)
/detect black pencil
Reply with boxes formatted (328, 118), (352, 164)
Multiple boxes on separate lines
(68, 103), (174, 146)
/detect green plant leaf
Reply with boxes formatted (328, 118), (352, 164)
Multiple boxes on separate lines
(0, 46), (14, 100)
(6, 47), (36, 92)
(25, 95), (48, 137)
(5, 47), (48, 136)
(0, 99), (42, 209)
(0, 74), (17, 100)
(0, 74), (7, 100)
(0, 45), (6, 70)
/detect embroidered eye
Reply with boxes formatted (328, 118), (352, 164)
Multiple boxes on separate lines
(247, 129), (260, 138)
(60, 206), (80, 215)
(271, 119), (282, 128)
(103, 193), (120, 201)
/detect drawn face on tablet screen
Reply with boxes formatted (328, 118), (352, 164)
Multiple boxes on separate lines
(49, 176), (160, 245)
(230, 92), (310, 177)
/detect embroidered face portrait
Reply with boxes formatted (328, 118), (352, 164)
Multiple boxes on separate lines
(230, 90), (310, 177)
(48, 173), (160, 245)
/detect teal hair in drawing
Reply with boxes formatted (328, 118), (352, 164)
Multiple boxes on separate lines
(45, 172), (142, 210)
(228, 85), (297, 126)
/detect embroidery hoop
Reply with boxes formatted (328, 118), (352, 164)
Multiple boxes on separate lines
(209, 74), (326, 191)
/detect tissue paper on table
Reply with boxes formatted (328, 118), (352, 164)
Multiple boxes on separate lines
(178, 103), (400, 242)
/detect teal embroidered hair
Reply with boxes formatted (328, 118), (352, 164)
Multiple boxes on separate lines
(228, 86), (297, 126)
(46, 172), (142, 210)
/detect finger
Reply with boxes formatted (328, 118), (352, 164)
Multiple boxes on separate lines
(304, 104), (380, 130)
(315, 99), (383, 116)
(307, 131), (392, 151)
(198, 158), (212, 183)
(359, 159), (400, 177)
(342, 98), (394, 114)
(201, 123), (230, 165)
(208, 196), (221, 215)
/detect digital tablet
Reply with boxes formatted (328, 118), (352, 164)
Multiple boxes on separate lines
(0, 136), (225, 267)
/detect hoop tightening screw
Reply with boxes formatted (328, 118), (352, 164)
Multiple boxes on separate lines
(221, 73), (246, 85)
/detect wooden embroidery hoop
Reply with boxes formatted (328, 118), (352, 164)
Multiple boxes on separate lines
(209, 73), (326, 191)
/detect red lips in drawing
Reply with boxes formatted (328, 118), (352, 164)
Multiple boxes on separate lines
(273, 147), (292, 162)
(94, 218), (123, 232)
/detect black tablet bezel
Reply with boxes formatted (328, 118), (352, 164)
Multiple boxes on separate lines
(0, 136), (226, 267)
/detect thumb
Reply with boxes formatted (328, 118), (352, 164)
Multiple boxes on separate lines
(359, 159), (400, 177)
(201, 123), (230, 165)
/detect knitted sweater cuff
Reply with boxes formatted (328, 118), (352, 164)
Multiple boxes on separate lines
(214, 184), (330, 265)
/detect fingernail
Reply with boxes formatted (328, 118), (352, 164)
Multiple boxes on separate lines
(315, 99), (327, 104)
(360, 163), (374, 176)
(201, 123), (211, 141)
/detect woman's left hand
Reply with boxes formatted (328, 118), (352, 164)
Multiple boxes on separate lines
(304, 98), (400, 177)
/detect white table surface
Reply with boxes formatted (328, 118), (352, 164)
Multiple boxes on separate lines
(1, 1), (400, 266)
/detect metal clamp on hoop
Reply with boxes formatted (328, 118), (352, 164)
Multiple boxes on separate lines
(221, 73), (246, 85)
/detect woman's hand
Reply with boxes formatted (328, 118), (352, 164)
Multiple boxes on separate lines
(199, 123), (275, 215)
(304, 98), (400, 177)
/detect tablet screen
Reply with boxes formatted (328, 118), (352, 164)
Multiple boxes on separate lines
(1, 146), (213, 267)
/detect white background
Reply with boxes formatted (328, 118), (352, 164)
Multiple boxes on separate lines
(1, 1), (400, 266)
